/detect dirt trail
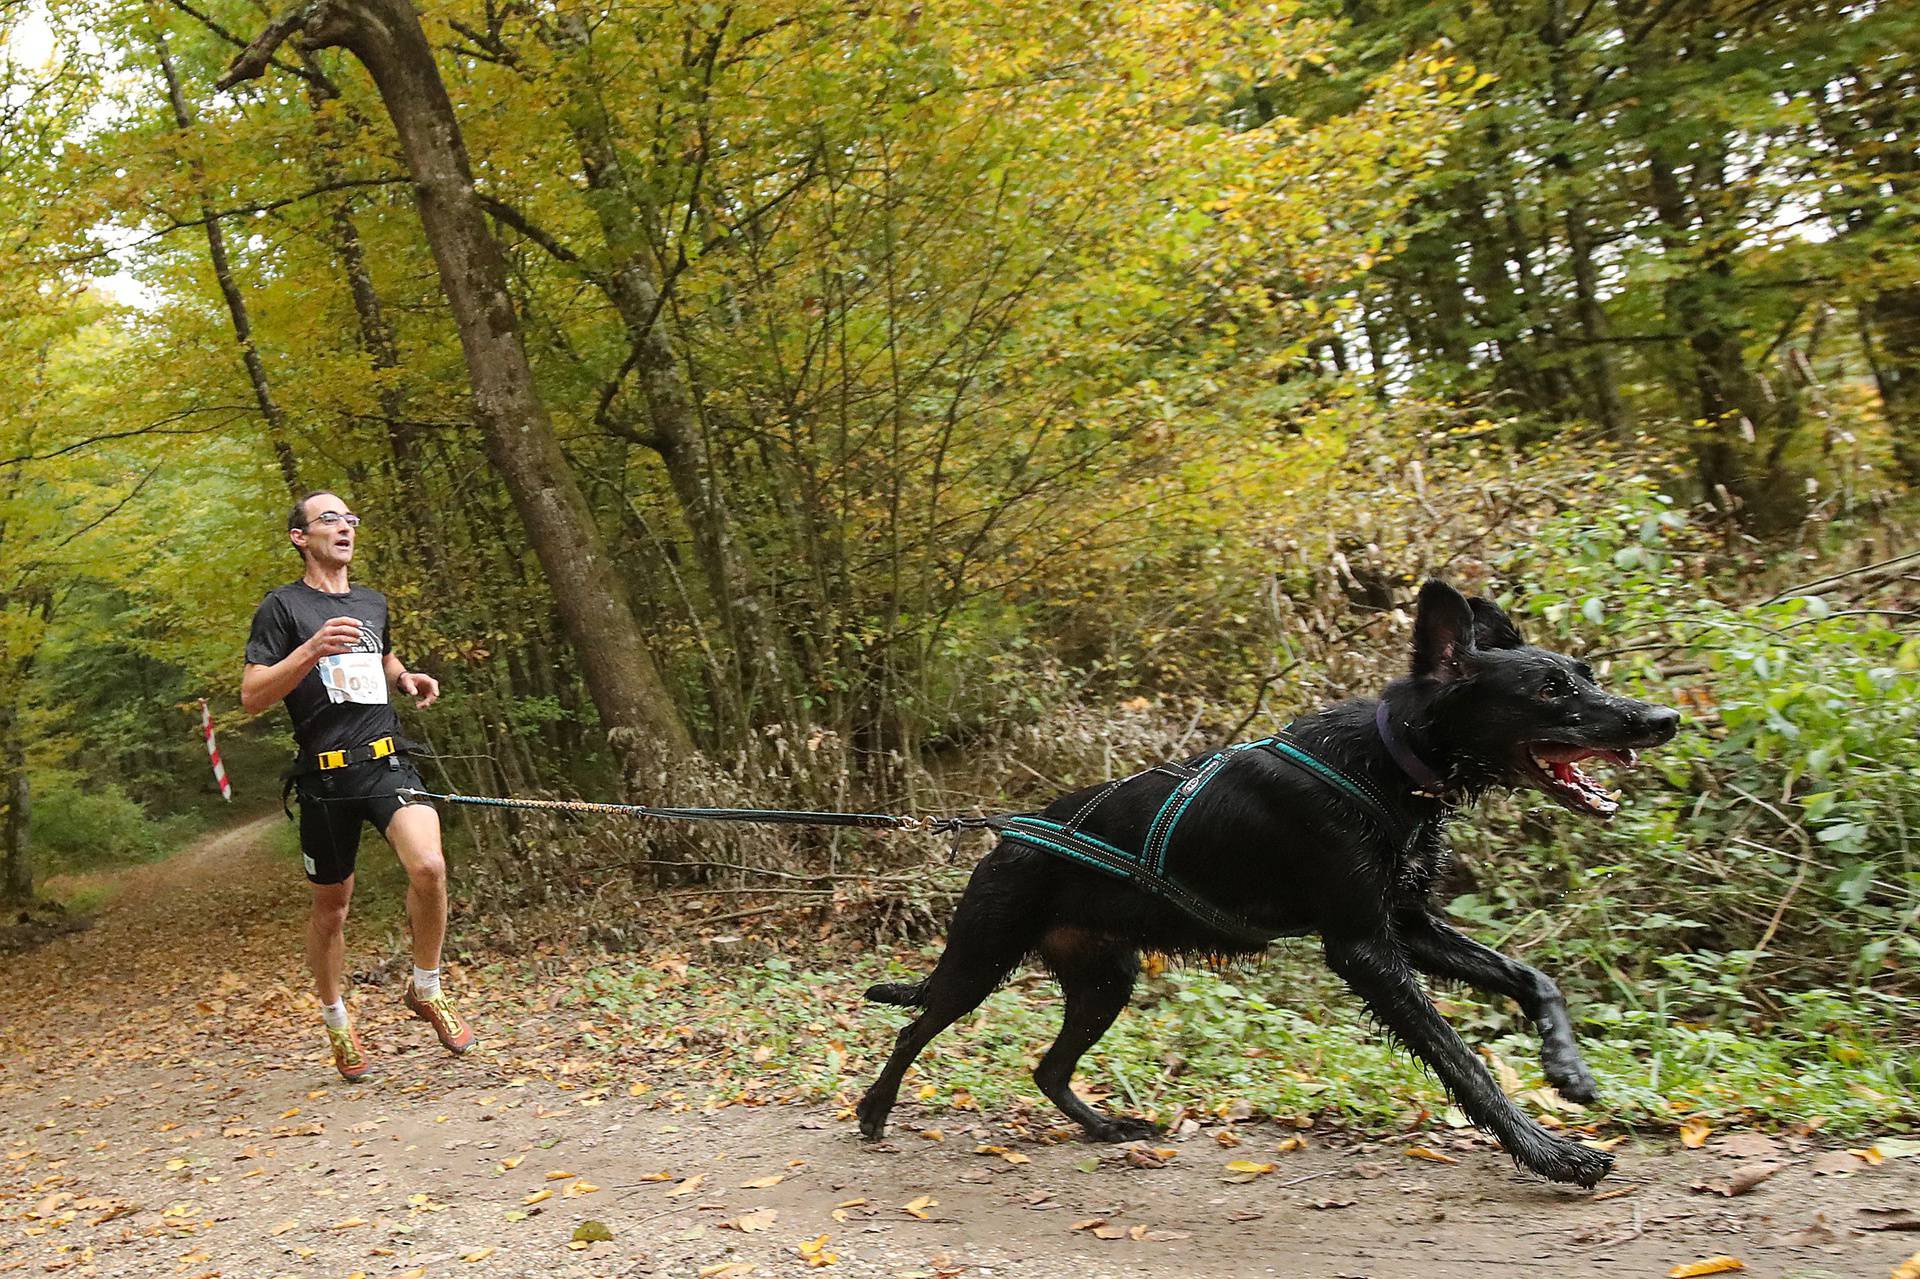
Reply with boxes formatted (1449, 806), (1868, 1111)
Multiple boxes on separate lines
(2, 818), (1916, 1279)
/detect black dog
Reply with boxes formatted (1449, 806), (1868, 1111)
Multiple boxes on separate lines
(858, 580), (1678, 1187)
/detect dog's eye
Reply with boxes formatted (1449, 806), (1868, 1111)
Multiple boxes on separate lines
(1539, 677), (1571, 701)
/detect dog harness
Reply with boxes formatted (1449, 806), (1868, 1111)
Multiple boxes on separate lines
(992, 735), (1431, 947)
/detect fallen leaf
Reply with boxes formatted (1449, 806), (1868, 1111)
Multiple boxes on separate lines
(396, 1269), (427, 1279)
(901, 1195), (937, 1219)
(1716, 1133), (1782, 1160)
(667, 1174), (706, 1197)
(268, 1220), (298, 1236)
(1679, 1118), (1712, 1149)
(1857, 1207), (1920, 1232)
(1275, 1135), (1307, 1154)
(1404, 1146), (1458, 1165)
(721, 1208), (778, 1232)
(738, 1175), (784, 1189)
(544, 1169), (575, 1180)
(1092, 1223), (1126, 1240)
(1222, 1159), (1276, 1183)
(522, 1189), (552, 1205)
(795, 1233), (838, 1268)
(563, 1180), (600, 1197)
(572, 1220), (613, 1243)
(1874, 1138), (1920, 1161)
(1779, 1213), (1839, 1246)
(1309, 1197), (1357, 1210)
(332, 1217), (369, 1230)
(1667, 1257), (1744, 1277)
(463, 1247), (495, 1263)
(697, 1264), (755, 1278)
(1892, 1250), (1920, 1279)
(1850, 1147), (1888, 1166)
(1690, 1162), (1780, 1197)
(1810, 1150), (1869, 1176)
(834, 1198), (867, 1209)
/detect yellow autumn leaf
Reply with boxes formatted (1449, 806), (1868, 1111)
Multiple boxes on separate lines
(1679, 1118), (1712, 1149)
(1849, 1147), (1887, 1166)
(563, 1180), (600, 1197)
(1890, 1249), (1920, 1279)
(738, 1174), (784, 1188)
(629, 1081), (651, 1097)
(1667, 1257), (1744, 1277)
(901, 1194), (937, 1219)
(796, 1233), (838, 1268)
(331, 1217), (369, 1229)
(396, 1269), (427, 1279)
(1405, 1147), (1458, 1164)
(522, 1189), (552, 1205)
(1224, 1160), (1275, 1174)
(498, 1155), (524, 1171)
(463, 1247), (496, 1263)
(667, 1174), (706, 1197)
(544, 1169), (575, 1180)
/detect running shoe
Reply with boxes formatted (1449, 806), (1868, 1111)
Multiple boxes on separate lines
(403, 983), (476, 1055)
(326, 1023), (372, 1081)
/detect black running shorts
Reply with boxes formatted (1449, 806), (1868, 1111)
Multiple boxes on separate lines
(295, 755), (432, 885)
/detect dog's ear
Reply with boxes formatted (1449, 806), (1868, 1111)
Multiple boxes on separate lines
(1411, 579), (1477, 682)
(1468, 596), (1525, 651)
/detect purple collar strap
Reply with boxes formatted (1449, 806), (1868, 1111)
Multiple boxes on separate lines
(1375, 700), (1449, 799)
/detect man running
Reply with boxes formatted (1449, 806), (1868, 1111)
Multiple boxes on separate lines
(243, 490), (475, 1080)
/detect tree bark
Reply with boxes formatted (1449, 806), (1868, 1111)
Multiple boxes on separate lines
(0, 700), (27, 906)
(218, 0), (698, 794)
(154, 32), (302, 497)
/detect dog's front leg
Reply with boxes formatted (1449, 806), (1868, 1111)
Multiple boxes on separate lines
(1322, 933), (1611, 1188)
(1395, 909), (1598, 1103)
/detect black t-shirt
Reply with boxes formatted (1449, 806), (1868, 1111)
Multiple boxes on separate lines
(245, 581), (405, 755)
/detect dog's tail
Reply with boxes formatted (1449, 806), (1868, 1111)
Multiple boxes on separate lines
(863, 978), (929, 1007)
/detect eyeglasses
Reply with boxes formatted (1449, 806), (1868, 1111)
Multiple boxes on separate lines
(304, 512), (362, 529)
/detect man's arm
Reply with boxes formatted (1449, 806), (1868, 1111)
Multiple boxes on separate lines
(386, 652), (440, 709)
(241, 616), (367, 715)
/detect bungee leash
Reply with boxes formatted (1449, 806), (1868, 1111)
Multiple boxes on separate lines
(394, 787), (1009, 836)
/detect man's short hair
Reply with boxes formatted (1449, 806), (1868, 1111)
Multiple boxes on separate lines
(288, 490), (339, 530)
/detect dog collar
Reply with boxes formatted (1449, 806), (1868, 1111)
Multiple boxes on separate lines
(1375, 700), (1450, 800)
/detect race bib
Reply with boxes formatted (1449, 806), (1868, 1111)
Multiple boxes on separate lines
(318, 650), (388, 705)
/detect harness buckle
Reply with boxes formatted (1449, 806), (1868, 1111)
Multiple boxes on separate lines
(316, 748), (347, 771)
(370, 736), (395, 760)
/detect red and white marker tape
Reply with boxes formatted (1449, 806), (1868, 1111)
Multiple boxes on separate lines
(200, 699), (231, 801)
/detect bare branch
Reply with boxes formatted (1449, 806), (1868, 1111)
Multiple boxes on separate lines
(214, 3), (313, 91)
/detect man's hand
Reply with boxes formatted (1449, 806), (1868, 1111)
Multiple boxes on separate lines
(304, 616), (369, 660)
(398, 671), (440, 708)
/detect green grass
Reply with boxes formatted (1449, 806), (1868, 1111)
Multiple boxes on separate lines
(526, 942), (1919, 1137)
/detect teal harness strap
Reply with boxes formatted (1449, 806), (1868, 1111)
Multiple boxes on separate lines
(993, 815), (1282, 947)
(993, 735), (1435, 948)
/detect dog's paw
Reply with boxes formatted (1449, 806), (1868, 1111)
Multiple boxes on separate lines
(1535, 1137), (1613, 1189)
(1550, 1072), (1600, 1105)
(1542, 1052), (1601, 1104)
(1084, 1115), (1160, 1144)
(855, 1095), (890, 1141)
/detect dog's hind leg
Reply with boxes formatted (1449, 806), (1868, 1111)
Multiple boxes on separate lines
(856, 867), (1038, 1141)
(1323, 931), (1612, 1188)
(1395, 909), (1598, 1102)
(1032, 928), (1152, 1142)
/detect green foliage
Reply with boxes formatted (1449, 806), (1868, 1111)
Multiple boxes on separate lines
(555, 946), (1917, 1134)
(28, 777), (202, 871)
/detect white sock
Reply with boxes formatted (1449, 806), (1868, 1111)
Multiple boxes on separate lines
(412, 966), (441, 1000)
(321, 998), (349, 1030)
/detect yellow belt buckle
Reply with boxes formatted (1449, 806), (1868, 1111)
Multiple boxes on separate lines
(370, 736), (395, 761)
(317, 749), (347, 771)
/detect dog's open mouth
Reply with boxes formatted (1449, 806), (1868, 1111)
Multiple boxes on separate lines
(1520, 743), (1638, 817)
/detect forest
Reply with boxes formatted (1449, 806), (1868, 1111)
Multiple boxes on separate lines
(2, 0), (1917, 1156)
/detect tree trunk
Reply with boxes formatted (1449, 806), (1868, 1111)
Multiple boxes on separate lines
(1865, 287), (1920, 484)
(543, 13), (793, 736)
(153, 32), (302, 498)
(218, 0), (698, 800)
(0, 700), (29, 906)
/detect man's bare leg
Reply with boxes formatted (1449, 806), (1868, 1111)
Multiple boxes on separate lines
(385, 803), (445, 971)
(386, 802), (474, 1052)
(308, 876), (355, 1005)
(309, 876), (370, 1079)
